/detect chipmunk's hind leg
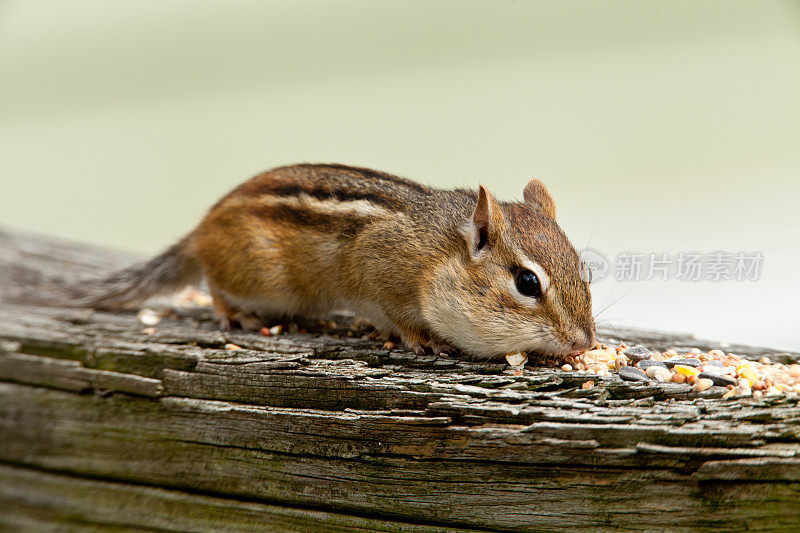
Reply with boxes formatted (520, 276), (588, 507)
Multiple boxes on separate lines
(366, 329), (393, 342)
(209, 285), (263, 332)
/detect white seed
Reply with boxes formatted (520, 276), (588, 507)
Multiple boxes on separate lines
(723, 385), (752, 399)
(693, 378), (713, 392)
(137, 308), (161, 326)
(722, 388), (736, 399)
(653, 368), (672, 383)
(505, 352), (528, 367)
(645, 366), (662, 378)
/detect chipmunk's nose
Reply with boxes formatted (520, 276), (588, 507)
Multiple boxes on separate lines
(568, 328), (594, 353)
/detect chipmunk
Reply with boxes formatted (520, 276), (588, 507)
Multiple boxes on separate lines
(73, 163), (595, 358)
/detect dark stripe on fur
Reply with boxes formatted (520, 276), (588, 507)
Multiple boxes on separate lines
(248, 204), (369, 239)
(261, 184), (405, 211)
(216, 164), (433, 214)
(298, 163), (431, 194)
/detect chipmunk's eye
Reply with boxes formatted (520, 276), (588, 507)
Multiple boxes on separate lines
(515, 269), (542, 298)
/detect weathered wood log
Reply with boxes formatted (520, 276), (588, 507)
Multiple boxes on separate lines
(1, 227), (799, 532)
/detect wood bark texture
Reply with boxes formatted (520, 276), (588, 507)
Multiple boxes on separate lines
(0, 227), (798, 532)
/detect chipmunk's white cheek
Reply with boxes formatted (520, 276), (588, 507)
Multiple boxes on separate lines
(420, 260), (475, 339)
(540, 336), (567, 354)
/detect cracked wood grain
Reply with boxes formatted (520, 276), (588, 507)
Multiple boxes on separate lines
(1, 227), (799, 532)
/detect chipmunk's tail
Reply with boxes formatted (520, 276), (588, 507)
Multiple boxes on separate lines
(65, 235), (202, 309)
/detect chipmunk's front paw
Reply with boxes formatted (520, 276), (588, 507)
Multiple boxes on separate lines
(400, 330), (451, 356)
(425, 338), (451, 355)
(399, 330), (425, 355)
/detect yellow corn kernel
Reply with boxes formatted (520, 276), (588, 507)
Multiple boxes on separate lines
(673, 364), (700, 377)
(737, 365), (757, 387)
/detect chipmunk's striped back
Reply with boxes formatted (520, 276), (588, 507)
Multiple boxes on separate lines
(215, 163), (433, 213)
(64, 163), (594, 358)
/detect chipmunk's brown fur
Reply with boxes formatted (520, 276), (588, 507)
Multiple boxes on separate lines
(75, 163), (595, 358)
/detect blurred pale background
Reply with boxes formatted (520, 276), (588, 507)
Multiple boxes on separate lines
(2, 1), (799, 349)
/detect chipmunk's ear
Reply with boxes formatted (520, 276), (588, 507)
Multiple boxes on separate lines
(523, 179), (556, 220)
(468, 185), (499, 255)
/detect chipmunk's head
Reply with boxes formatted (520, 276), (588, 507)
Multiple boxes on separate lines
(422, 181), (595, 359)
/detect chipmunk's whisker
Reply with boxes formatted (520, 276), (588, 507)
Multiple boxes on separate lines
(593, 292), (628, 321)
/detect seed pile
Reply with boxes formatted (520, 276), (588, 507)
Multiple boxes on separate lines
(159, 293), (799, 400)
(559, 344), (800, 399)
